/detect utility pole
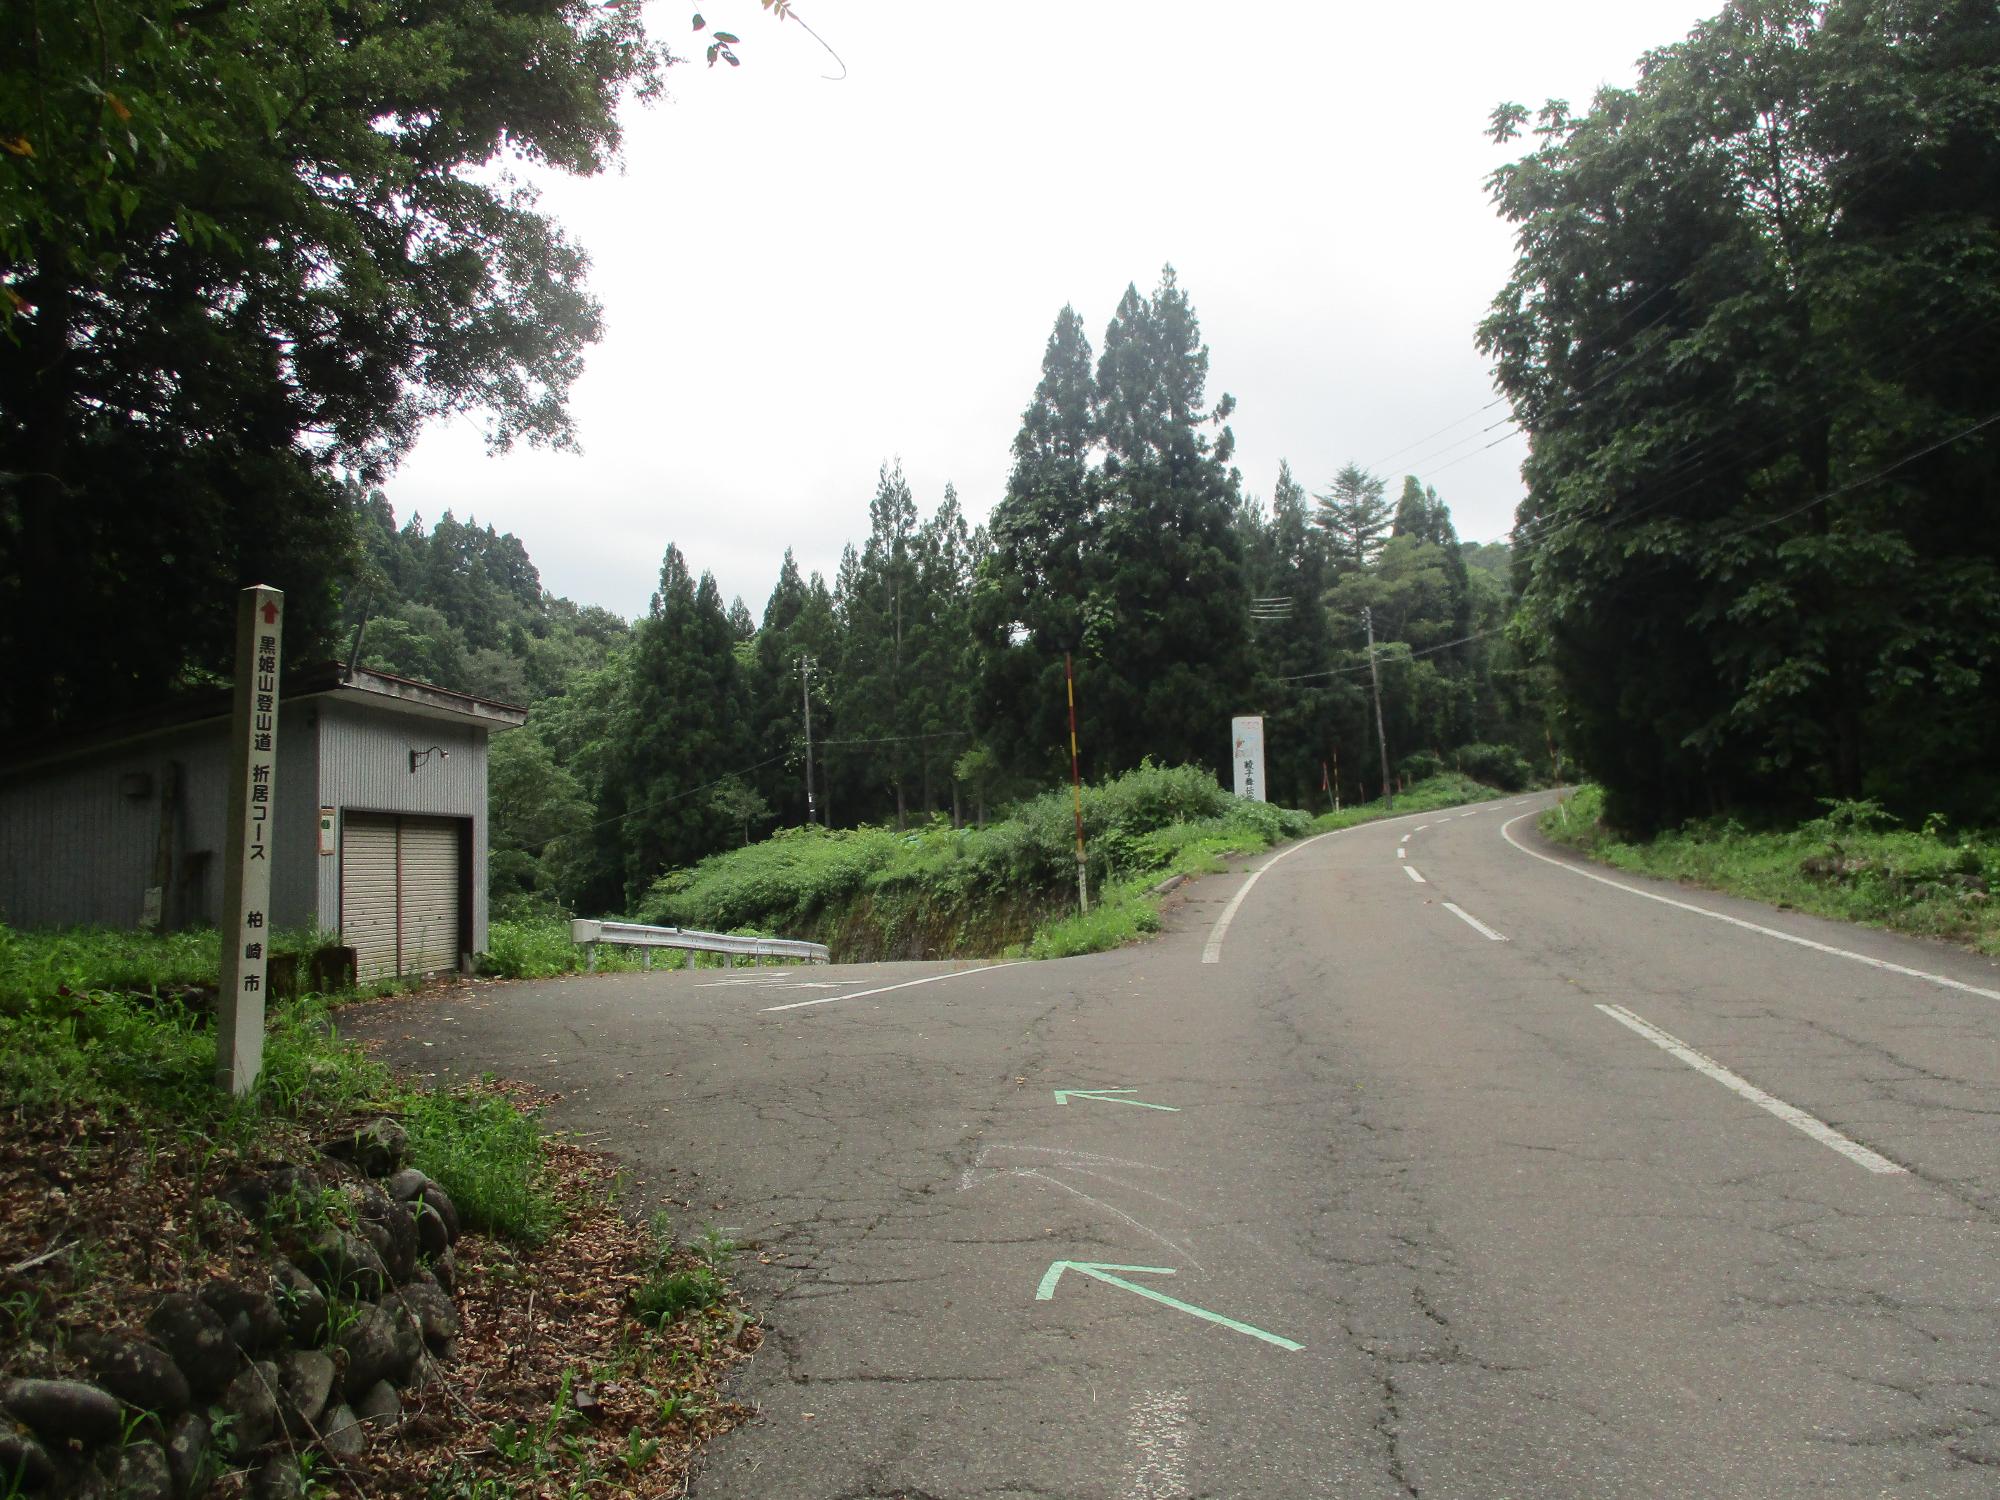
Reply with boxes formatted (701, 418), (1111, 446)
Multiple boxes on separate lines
(1362, 607), (1393, 808)
(799, 654), (818, 827)
(1065, 652), (1089, 916)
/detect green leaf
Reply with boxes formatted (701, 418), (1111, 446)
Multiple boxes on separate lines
(692, 12), (705, 29)
(713, 31), (738, 43)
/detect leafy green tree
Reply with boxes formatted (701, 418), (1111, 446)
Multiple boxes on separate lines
(1482, 0), (2000, 829)
(709, 777), (772, 846)
(488, 725), (593, 914)
(0, 0), (667, 732)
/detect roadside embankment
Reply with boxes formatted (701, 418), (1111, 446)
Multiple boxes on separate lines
(510, 767), (1509, 967)
(0, 926), (756, 1499)
(1539, 786), (2000, 956)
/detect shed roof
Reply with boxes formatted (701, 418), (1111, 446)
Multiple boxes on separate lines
(0, 664), (527, 780)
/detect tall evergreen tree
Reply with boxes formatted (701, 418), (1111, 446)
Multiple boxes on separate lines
(976, 306), (1102, 779)
(1314, 463), (1393, 568)
(836, 463), (924, 825)
(611, 545), (746, 900)
(1086, 267), (1252, 775)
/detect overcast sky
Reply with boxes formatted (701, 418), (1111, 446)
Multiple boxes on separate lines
(386, 0), (1720, 624)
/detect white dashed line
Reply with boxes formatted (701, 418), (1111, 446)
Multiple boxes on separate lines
(1404, 865), (1426, 884)
(1442, 902), (1508, 941)
(1595, 1004), (1906, 1174)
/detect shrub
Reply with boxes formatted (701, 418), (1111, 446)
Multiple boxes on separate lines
(1398, 750), (1446, 783)
(1455, 742), (1534, 791)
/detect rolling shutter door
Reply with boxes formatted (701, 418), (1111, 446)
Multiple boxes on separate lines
(340, 813), (463, 980)
(397, 818), (461, 977)
(342, 815), (400, 981)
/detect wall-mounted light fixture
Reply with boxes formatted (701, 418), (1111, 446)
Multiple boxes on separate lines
(409, 746), (450, 773)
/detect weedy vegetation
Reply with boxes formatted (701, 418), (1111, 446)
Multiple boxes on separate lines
(0, 923), (755, 1497)
(1541, 787), (2000, 955)
(492, 764), (1512, 967)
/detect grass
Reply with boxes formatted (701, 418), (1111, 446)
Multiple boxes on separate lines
(0, 923), (563, 1244)
(1540, 786), (2000, 956)
(0, 938), (754, 1500)
(1018, 771), (1509, 959)
(474, 765), (1517, 966)
(618, 763), (1326, 963)
(1308, 771), (1506, 833)
(631, 1217), (731, 1329)
(404, 1085), (560, 1242)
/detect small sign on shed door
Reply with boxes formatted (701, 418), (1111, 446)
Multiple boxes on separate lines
(319, 807), (336, 855)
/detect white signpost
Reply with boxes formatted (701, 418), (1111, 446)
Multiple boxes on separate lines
(1231, 715), (1266, 803)
(217, 585), (283, 1095)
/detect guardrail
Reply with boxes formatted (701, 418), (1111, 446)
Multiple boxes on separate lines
(569, 918), (830, 970)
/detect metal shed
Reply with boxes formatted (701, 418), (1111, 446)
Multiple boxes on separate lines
(0, 665), (527, 980)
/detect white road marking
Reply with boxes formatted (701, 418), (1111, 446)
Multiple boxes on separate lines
(1415, 825), (1430, 833)
(1202, 800), (1523, 963)
(1123, 1389), (1192, 1500)
(1500, 812), (2000, 1004)
(697, 977), (844, 990)
(1396, 848), (1407, 859)
(1595, 1004), (1907, 1175)
(762, 962), (1025, 1012)
(1404, 865), (1427, 884)
(1443, 902), (1508, 941)
(1201, 828), (1345, 962)
(1400, 834), (1411, 844)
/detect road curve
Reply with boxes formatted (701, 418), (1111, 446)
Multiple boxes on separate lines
(352, 791), (2000, 1498)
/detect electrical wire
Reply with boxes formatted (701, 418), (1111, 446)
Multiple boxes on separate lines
(1270, 625), (1513, 685)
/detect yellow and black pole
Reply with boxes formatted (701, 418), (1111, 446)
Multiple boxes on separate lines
(1065, 652), (1089, 915)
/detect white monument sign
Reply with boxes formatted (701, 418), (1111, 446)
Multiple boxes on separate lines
(1232, 715), (1266, 803)
(217, 584), (282, 1095)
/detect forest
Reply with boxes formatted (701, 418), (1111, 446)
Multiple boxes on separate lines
(1484, 0), (2000, 833)
(343, 267), (1545, 916)
(9, 0), (1992, 924)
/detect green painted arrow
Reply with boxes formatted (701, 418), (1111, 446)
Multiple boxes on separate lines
(1035, 1261), (1303, 1352)
(1051, 1088), (1179, 1112)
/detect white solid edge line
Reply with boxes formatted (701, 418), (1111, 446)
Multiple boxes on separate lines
(762, 961), (1026, 1012)
(1596, 1004), (1907, 1175)
(1202, 815), (1415, 964)
(1404, 865), (1427, 884)
(1500, 812), (2000, 1004)
(1442, 902), (1508, 941)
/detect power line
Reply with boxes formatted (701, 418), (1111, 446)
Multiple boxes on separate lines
(1270, 625), (1513, 685)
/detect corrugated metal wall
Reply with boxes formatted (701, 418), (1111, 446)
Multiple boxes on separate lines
(340, 814), (464, 979)
(0, 715), (319, 931)
(316, 700), (490, 954)
(0, 694), (498, 950)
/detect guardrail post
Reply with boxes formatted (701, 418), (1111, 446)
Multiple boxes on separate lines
(585, 943), (597, 973)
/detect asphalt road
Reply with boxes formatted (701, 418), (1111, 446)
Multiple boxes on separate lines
(352, 792), (2000, 1498)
